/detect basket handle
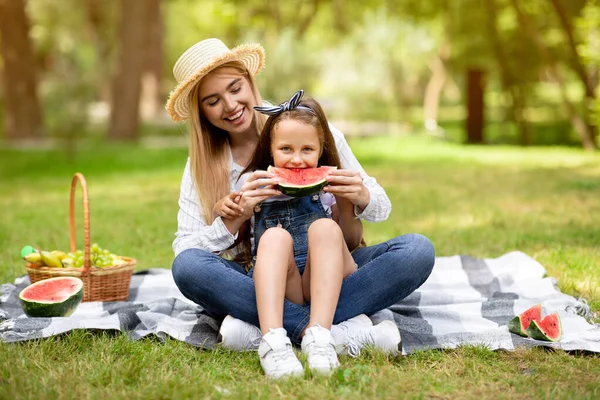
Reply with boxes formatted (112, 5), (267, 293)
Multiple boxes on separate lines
(69, 173), (92, 276)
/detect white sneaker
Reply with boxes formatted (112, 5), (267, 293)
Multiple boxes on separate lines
(258, 328), (304, 379)
(332, 318), (401, 357)
(301, 325), (340, 375)
(218, 315), (261, 351)
(369, 308), (396, 325)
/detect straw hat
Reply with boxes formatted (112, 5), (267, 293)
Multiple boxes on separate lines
(165, 38), (265, 122)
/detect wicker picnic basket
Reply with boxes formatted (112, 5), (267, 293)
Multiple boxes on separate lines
(25, 173), (136, 302)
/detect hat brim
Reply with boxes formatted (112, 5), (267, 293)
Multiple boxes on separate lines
(166, 43), (265, 122)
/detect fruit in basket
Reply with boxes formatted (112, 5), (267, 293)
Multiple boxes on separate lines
(19, 277), (84, 317)
(40, 251), (64, 268)
(51, 250), (67, 260)
(20, 245), (43, 266)
(69, 243), (129, 268)
(61, 257), (74, 268)
(24, 252), (44, 266)
(21, 244), (129, 268)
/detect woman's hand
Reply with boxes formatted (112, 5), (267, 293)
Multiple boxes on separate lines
(213, 191), (244, 219)
(323, 169), (370, 211)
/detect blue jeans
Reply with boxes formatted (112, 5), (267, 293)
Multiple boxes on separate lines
(172, 233), (435, 345)
(251, 194), (328, 276)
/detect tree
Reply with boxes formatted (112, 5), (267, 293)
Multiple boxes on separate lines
(485, 0), (530, 145)
(466, 69), (485, 144)
(511, 0), (596, 150)
(0, 0), (43, 141)
(139, 0), (163, 120)
(550, 0), (597, 141)
(108, 0), (150, 141)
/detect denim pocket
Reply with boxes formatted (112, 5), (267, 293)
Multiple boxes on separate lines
(263, 215), (291, 230)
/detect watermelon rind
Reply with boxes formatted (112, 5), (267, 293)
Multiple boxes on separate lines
(525, 313), (562, 342)
(268, 166), (336, 198)
(19, 277), (84, 318)
(507, 315), (528, 337)
(507, 303), (542, 337)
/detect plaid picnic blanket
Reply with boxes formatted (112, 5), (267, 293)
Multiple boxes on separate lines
(1, 251), (599, 354)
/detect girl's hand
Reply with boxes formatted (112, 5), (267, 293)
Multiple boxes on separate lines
(240, 170), (281, 193)
(237, 170), (282, 218)
(213, 191), (244, 219)
(323, 169), (370, 211)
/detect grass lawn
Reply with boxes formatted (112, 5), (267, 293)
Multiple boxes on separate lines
(1, 135), (599, 399)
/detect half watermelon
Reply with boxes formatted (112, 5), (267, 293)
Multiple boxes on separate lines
(526, 312), (562, 342)
(19, 277), (84, 318)
(268, 166), (337, 197)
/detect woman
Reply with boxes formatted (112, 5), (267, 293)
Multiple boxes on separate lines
(167, 38), (435, 357)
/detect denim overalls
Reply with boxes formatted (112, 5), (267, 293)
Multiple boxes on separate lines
(251, 193), (328, 276)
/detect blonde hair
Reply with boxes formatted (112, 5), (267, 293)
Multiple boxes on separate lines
(187, 61), (266, 225)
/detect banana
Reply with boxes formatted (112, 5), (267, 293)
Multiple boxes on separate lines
(51, 250), (67, 261)
(61, 257), (74, 268)
(24, 252), (44, 266)
(111, 257), (127, 266)
(40, 251), (63, 268)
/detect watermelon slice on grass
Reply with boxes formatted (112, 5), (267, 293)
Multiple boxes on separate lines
(19, 277), (84, 318)
(268, 166), (337, 197)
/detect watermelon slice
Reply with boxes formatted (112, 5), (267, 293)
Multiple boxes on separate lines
(507, 303), (542, 337)
(526, 312), (562, 342)
(268, 166), (337, 197)
(19, 277), (84, 318)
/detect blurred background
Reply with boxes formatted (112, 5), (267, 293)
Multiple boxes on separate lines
(0, 0), (599, 149)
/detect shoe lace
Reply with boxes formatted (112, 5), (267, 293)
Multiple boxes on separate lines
(270, 345), (297, 365)
(249, 335), (261, 349)
(308, 343), (334, 359)
(344, 328), (374, 357)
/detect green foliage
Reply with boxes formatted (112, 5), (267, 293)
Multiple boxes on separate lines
(576, 0), (600, 127)
(1, 0), (598, 146)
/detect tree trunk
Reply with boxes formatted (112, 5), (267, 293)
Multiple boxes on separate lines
(511, 0), (597, 150)
(466, 69), (485, 144)
(485, 0), (530, 145)
(549, 0), (597, 140)
(85, 0), (113, 104)
(294, 0), (320, 38)
(108, 0), (149, 141)
(139, 0), (163, 120)
(423, 42), (450, 132)
(0, 0), (43, 141)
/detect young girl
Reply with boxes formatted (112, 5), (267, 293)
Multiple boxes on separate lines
(224, 90), (397, 378)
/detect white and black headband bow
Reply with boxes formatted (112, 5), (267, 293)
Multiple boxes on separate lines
(254, 90), (315, 116)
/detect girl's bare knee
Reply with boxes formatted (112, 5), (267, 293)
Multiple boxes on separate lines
(308, 218), (343, 241)
(260, 227), (293, 246)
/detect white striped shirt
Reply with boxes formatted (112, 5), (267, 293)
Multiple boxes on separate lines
(172, 124), (392, 256)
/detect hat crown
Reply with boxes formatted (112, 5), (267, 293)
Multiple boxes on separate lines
(173, 38), (231, 83)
